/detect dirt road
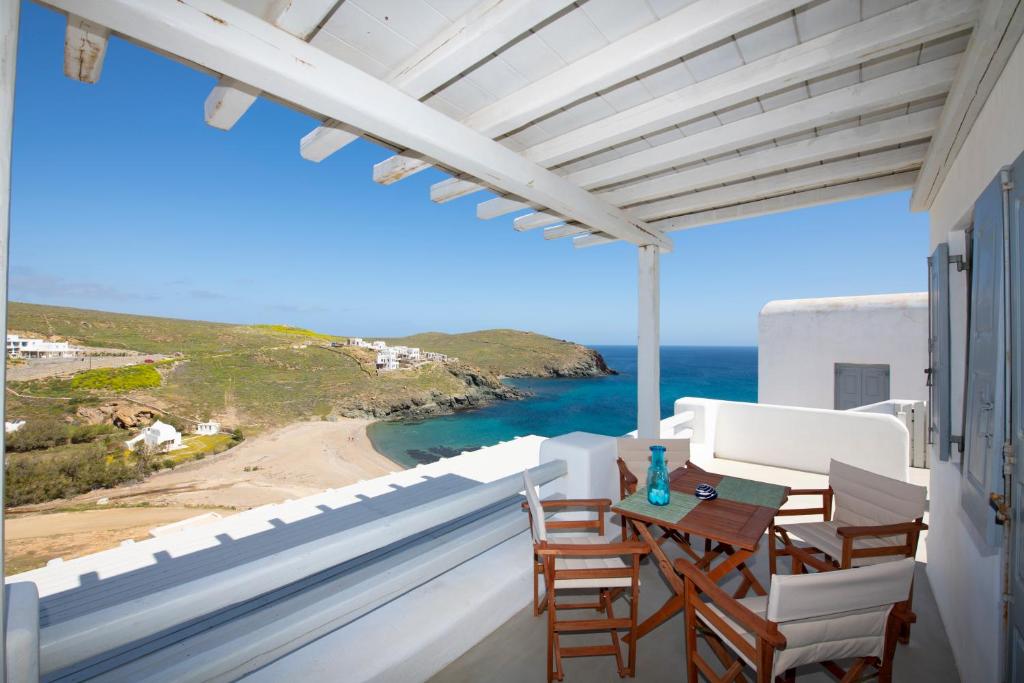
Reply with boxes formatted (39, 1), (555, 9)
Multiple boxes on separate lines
(7, 353), (169, 381)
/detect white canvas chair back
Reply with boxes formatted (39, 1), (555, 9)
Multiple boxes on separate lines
(616, 437), (690, 478)
(523, 469), (546, 542)
(766, 557), (915, 677)
(828, 460), (927, 527)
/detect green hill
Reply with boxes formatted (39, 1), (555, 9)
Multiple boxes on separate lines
(6, 302), (610, 430)
(389, 329), (611, 377)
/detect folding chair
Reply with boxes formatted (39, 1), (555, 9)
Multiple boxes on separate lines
(682, 556), (917, 683)
(523, 469), (649, 682)
(769, 459), (926, 643)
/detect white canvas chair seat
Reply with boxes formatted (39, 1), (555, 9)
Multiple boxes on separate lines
(686, 557), (916, 680)
(553, 536), (635, 589)
(772, 460), (928, 576)
(781, 521), (905, 567)
(523, 470), (647, 680)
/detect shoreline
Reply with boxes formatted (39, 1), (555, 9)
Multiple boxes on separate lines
(9, 418), (402, 515)
(5, 418), (403, 574)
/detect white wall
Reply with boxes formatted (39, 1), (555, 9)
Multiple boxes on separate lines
(758, 293), (928, 409)
(924, 31), (1024, 683)
(675, 397), (911, 481)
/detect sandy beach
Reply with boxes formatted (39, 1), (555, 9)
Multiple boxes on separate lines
(5, 418), (401, 573)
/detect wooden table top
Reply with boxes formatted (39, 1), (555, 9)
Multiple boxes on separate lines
(612, 465), (789, 552)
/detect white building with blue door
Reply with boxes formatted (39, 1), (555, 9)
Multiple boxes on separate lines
(759, 293), (929, 410)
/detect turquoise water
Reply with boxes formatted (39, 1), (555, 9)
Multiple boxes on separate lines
(367, 345), (757, 467)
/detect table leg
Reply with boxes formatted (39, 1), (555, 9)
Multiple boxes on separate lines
(716, 545), (767, 598)
(703, 544), (767, 598)
(626, 520), (687, 641)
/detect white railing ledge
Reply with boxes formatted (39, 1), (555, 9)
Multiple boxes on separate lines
(6, 581), (40, 683)
(39, 460), (567, 677)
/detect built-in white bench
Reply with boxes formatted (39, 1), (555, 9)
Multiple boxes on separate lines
(673, 397), (914, 486)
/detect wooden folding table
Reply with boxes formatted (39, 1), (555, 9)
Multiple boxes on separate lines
(612, 465), (789, 640)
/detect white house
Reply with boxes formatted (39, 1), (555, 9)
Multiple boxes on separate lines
(195, 421), (220, 436)
(375, 352), (398, 372)
(425, 351), (447, 362)
(371, 340), (386, 351)
(406, 347), (421, 361)
(758, 293), (929, 410)
(347, 337), (364, 347)
(125, 420), (183, 452)
(6, 334), (81, 359)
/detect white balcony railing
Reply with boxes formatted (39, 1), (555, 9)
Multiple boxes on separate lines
(32, 459), (567, 682)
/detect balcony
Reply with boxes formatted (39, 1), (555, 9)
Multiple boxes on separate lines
(433, 543), (954, 682)
(5, 398), (950, 682)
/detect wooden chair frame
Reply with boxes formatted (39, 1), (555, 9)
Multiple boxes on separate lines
(616, 457), (708, 562)
(524, 499), (649, 681)
(523, 498), (611, 615)
(767, 487), (927, 643)
(680, 560), (915, 683)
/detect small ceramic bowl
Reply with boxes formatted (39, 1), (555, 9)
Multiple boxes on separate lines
(695, 483), (718, 500)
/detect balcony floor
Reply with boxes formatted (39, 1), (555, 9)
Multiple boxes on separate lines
(431, 537), (958, 683)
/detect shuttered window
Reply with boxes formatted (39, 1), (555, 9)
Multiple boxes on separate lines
(961, 172), (1007, 548)
(928, 243), (952, 461)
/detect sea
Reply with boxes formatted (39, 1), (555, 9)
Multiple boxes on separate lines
(367, 345), (757, 468)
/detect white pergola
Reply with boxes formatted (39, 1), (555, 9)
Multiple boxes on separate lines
(16, 0), (1007, 437)
(2, 0), (1023, 669)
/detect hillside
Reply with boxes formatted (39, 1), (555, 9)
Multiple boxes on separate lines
(6, 303), (611, 429)
(389, 329), (611, 378)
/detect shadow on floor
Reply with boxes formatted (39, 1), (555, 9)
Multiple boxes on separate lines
(431, 537), (959, 682)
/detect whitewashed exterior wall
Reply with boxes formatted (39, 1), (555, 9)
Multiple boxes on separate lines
(924, 35), (1024, 683)
(758, 294), (928, 408)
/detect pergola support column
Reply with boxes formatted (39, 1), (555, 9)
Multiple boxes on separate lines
(637, 245), (661, 439)
(0, 0), (19, 675)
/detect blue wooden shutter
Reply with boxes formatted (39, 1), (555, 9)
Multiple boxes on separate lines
(928, 242), (952, 461)
(1009, 146), (1024, 683)
(962, 173), (1007, 548)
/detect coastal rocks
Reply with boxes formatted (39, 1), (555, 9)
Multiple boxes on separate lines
(544, 346), (614, 378)
(499, 346), (615, 378)
(76, 402), (158, 428)
(335, 364), (527, 422)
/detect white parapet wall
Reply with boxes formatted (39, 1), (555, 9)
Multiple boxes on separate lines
(674, 397), (911, 482)
(758, 293), (928, 409)
(6, 432), (634, 683)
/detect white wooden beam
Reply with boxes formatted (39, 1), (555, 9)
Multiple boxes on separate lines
(500, 107), (941, 226)
(301, 0), (577, 162)
(602, 108), (940, 207)
(433, 176), (484, 203)
(477, 196), (537, 220)
(430, 0), (976, 203)
(911, 0), (1024, 210)
(637, 245), (661, 439)
(515, 211), (564, 231)
(45, 0), (670, 249)
(64, 14), (109, 83)
(630, 143), (927, 221)
(375, 0), (810, 185)
(204, 0), (340, 130)
(574, 171), (919, 247)
(543, 224), (587, 239)
(567, 55), (957, 191)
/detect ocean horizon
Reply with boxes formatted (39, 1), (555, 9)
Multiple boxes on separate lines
(368, 345), (757, 467)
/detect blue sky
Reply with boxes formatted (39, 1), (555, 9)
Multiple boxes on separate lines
(9, 3), (929, 346)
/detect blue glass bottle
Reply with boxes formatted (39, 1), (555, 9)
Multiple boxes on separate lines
(646, 444), (670, 506)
